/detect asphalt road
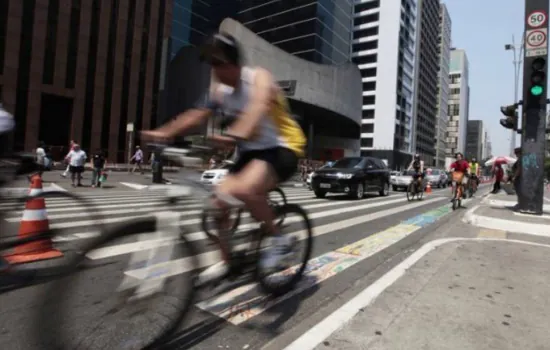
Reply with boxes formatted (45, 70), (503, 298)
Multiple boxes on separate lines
(0, 175), (489, 349)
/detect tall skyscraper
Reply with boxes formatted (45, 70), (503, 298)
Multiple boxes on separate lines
(236, 0), (353, 64)
(466, 120), (483, 161)
(434, 3), (451, 168)
(445, 48), (470, 157)
(352, 0), (419, 168)
(411, 0), (441, 167)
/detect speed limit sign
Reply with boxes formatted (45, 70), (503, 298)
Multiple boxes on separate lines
(526, 29), (547, 49)
(528, 11), (547, 28)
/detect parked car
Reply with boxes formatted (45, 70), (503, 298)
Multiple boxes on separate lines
(425, 169), (448, 188)
(310, 157), (390, 199)
(200, 161), (234, 185)
(391, 170), (415, 191)
(390, 171), (400, 184)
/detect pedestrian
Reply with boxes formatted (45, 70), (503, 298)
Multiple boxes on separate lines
(65, 144), (87, 187)
(492, 163), (504, 193)
(35, 141), (46, 176)
(90, 149), (106, 188)
(61, 140), (75, 178)
(130, 145), (144, 174)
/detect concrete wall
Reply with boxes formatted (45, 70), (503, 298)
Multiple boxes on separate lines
(219, 18), (362, 126)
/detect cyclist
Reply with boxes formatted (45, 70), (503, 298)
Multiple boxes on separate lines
(141, 32), (306, 284)
(406, 153), (424, 191)
(468, 157), (480, 194)
(449, 152), (470, 200)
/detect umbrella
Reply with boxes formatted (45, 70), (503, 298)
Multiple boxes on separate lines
(484, 156), (517, 166)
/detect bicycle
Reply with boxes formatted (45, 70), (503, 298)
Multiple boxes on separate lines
(450, 171), (468, 210)
(201, 185), (288, 241)
(37, 143), (313, 349)
(0, 153), (104, 293)
(406, 173), (424, 201)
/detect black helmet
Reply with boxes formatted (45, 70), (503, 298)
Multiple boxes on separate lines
(455, 152), (463, 158)
(199, 32), (242, 66)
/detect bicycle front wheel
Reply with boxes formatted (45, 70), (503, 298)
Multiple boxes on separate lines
(255, 203), (313, 297)
(406, 183), (415, 201)
(35, 216), (198, 350)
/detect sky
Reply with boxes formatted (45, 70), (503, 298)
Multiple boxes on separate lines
(444, 0), (525, 156)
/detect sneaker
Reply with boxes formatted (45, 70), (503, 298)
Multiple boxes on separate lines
(260, 234), (292, 272)
(196, 260), (229, 287)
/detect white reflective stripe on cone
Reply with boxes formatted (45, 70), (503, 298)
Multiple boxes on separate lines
(21, 209), (48, 221)
(29, 188), (44, 196)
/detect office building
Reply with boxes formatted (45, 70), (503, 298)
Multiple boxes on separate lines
(434, 3), (451, 168)
(466, 120), (483, 161)
(236, 0), (353, 64)
(445, 48), (470, 157)
(352, 0), (419, 168)
(0, 0), (171, 161)
(411, 0), (441, 167)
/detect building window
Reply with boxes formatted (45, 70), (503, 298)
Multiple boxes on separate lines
(363, 81), (376, 91)
(363, 95), (375, 105)
(361, 138), (373, 147)
(361, 123), (374, 133)
(353, 13), (379, 26)
(352, 40), (378, 52)
(65, 0), (81, 89)
(362, 109), (375, 119)
(449, 73), (461, 84)
(353, 26), (378, 39)
(360, 67), (377, 78)
(448, 104), (460, 116)
(355, 0), (380, 13)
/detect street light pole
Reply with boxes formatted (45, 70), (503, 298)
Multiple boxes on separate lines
(505, 34), (524, 156)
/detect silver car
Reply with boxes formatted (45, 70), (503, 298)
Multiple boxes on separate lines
(425, 169), (448, 188)
(391, 170), (415, 191)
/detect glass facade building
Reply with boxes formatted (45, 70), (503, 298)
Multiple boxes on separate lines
(236, 0), (352, 64)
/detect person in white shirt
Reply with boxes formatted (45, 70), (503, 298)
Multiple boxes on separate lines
(36, 141), (46, 175)
(65, 144), (87, 187)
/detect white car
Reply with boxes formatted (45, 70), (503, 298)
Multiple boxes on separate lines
(200, 161), (234, 185)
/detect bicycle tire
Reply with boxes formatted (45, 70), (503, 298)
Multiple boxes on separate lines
(255, 203), (313, 297)
(406, 183), (415, 201)
(201, 187), (288, 241)
(34, 216), (199, 350)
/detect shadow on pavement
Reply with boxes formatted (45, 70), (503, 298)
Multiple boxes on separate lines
(162, 276), (320, 349)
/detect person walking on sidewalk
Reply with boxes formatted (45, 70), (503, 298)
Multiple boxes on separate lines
(61, 140), (75, 178)
(65, 144), (87, 187)
(35, 141), (46, 176)
(511, 147), (522, 208)
(90, 149), (106, 188)
(130, 145), (144, 174)
(491, 163), (504, 193)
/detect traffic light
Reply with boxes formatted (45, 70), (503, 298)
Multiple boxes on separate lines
(499, 104), (518, 130)
(529, 57), (546, 100)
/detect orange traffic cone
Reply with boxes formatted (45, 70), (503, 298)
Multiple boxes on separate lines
(426, 182), (432, 194)
(3, 174), (63, 264)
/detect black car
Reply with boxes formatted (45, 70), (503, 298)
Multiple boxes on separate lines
(310, 157), (390, 199)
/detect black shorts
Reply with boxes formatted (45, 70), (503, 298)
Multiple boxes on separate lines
(69, 165), (84, 174)
(230, 147), (298, 182)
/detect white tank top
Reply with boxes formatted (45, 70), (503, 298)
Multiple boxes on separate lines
(214, 67), (287, 152)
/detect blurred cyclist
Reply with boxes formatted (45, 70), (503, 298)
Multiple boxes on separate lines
(406, 153), (424, 191)
(469, 157), (480, 194)
(142, 32), (307, 284)
(449, 152), (470, 200)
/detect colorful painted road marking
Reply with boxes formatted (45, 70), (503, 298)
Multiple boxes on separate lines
(196, 201), (457, 325)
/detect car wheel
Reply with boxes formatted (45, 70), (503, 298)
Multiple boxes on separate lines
(314, 190), (326, 198)
(379, 181), (389, 196)
(353, 183), (364, 199)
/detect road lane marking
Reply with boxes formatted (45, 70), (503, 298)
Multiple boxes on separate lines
(477, 229), (507, 239)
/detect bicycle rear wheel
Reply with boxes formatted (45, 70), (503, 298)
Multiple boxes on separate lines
(406, 183), (415, 201)
(35, 216), (198, 350)
(255, 203), (313, 296)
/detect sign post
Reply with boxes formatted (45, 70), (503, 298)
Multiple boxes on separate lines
(126, 122), (134, 171)
(518, 0), (549, 215)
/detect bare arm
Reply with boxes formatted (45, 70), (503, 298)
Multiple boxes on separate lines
(156, 108), (212, 138)
(226, 68), (273, 140)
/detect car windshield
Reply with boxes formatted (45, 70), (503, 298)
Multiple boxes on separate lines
(331, 158), (364, 169)
(402, 170), (416, 176)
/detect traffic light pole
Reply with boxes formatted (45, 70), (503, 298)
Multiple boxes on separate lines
(518, 0), (549, 215)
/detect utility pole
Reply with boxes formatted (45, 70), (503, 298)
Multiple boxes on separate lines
(518, 0), (549, 215)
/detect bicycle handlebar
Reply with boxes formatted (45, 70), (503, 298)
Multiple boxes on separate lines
(146, 143), (213, 168)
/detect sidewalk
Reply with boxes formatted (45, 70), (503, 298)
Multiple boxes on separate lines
(285, 191), (550, 350)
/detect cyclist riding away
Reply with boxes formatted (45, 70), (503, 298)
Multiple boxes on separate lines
(449, 152), (470, 200)
(407, 153), (424, 191)
(469, 157), (480, 193)
(141, 32), (307, 284)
